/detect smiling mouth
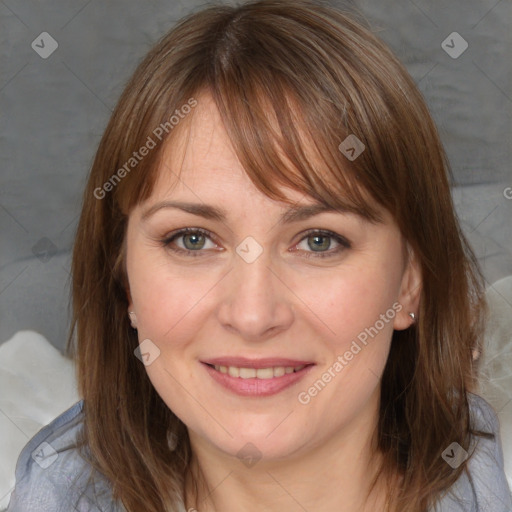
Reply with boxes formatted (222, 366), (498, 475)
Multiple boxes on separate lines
(205, 363), (311, 379)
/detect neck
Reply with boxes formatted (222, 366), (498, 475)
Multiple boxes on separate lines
(183, 389), (396, 512)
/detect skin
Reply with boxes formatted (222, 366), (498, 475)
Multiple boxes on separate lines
(125, 93), (421, 512)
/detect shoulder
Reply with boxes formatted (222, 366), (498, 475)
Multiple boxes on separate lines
(6, 400), (125, 512)
(431, 393), (512, 512)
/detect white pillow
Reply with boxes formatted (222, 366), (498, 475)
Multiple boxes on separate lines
(0, 331), (79, 511)
(480, 275), (512, 491)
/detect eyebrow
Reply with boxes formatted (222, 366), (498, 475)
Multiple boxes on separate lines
(141, 200), (351, 225)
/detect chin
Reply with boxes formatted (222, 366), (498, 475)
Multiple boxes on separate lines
(209, 427), (310, 465)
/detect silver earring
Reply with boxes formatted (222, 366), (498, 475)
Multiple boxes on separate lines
(128, 311), (137, 329)
(167, 431), (178, 451)
(409, 312), (416, 320)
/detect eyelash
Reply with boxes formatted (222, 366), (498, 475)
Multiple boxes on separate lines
(160, 227), (351, 259)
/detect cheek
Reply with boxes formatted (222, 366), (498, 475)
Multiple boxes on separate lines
(293, 262), (400, 411)
(126, 243), (216, 342)
(292, 260), (400, 350)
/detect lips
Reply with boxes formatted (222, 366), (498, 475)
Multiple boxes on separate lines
(201, 357), (316, 397)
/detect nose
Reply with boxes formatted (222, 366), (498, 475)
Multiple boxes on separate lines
(216, 249), (295, 342)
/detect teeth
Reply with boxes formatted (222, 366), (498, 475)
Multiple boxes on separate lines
(228, 366), (239, 377)
(213, 364), (306, 379)
(239, 367), (256, 378)
(256, 367), (274, 379)
(270, 366), (284, 378)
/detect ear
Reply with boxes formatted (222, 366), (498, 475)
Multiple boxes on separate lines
(393, 241), (422, 331)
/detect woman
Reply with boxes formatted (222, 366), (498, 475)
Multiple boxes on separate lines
(7, 1), (512, 511)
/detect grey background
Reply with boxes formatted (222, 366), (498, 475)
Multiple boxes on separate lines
(1, 0), (511, 352)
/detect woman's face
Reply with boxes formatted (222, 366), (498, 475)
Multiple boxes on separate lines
(125, 93), (420, 463)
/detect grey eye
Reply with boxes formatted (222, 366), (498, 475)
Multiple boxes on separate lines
(181, 232), (207, 250)
(307, 234), (332, 252)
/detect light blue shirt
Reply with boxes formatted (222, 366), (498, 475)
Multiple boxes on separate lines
(6, 393), (512, 511)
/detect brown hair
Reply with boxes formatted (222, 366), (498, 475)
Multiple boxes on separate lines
(68, 1), (492, 510)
